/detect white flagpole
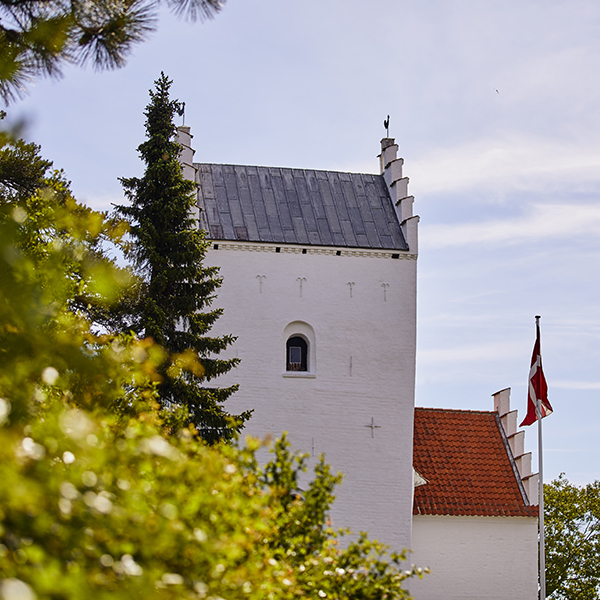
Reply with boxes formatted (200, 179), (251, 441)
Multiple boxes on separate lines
(538, 396), (545, 599)
(535, 315), (546, 600)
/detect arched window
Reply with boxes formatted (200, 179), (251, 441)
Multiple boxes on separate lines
(283, 321), (316, 376)
(286, 336), (308, 371)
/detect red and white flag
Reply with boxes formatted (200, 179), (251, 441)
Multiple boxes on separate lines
(520, 319), (553, 426)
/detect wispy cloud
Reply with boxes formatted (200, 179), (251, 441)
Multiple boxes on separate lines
(421, 202), (600, 248)
(410, 133), (600, 196)
(552, 380), (600, 390)
(418, 340), (523, 364)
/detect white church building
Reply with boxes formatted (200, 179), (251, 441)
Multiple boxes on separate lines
(177, 127), (539, 600)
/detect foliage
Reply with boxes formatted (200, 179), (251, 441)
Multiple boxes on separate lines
(545, 474), (600, 599)
(1, 124), (135, 319)
(0, 120), (51, 199)
(0, 130), (160, 425)
(0, 0), (225, 102)
(0, 406), (291, 600)
(0, 407), (423, 600)
(116, 73), (249, 443)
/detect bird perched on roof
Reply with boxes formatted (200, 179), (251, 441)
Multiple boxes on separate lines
(384, 115), (390, 137)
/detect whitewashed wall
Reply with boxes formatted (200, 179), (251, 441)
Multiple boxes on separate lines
(204, 242), (418, 552)
(410, 514), (538, 600)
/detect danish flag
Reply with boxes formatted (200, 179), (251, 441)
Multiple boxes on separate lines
(520, 318), (553, 426)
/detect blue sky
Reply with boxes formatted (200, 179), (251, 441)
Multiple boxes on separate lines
(10, 0), (600, 485)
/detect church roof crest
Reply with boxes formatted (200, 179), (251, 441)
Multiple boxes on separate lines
(195, 163), (409, 251)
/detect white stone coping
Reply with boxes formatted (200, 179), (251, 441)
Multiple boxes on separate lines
(282, 372), (317, 379)
(209, 241), (417, 260)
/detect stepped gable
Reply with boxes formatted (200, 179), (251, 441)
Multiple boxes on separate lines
(413, 408), (538, 518)
(194, 163), (409, 251)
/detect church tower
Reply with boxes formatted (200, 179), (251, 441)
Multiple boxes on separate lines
(177, 127), (418, 552)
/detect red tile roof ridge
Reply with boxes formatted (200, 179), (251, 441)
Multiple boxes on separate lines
(415, 406), (496, 415)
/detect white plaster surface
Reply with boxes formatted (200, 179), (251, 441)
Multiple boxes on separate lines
(509, 430), (525, 458)
(410, 515), (538, 600)
(204, 243), (418, 552)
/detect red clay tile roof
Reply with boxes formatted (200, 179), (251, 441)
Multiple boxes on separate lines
(413, 408), (538, 518)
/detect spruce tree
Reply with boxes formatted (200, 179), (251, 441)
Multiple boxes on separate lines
(117, 73), (250, 443)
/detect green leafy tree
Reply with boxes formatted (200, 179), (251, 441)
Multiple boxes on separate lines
(0, 129), (161, 424)
(0, 117), (51, 198)
(116, 73), (250, 443)
(1, 121), (135, 324)
(545, 474), (600, 599)
(0, 405), (292, 600)
(0, 0), (225, 102)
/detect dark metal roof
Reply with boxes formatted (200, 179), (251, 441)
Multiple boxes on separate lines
(195, 163), (408, 251)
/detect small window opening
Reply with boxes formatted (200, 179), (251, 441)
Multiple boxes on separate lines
(302, 248), (307, 254)
(336, 250), (341, 256)
(286, 336), (308, 371)
(275, 247), (281, 253)
(213, 244), (219, 250)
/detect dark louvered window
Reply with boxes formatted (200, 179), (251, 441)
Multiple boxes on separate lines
(286, 336), (307, 371)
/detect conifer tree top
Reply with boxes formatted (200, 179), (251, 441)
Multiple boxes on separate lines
(115, 73), (250, 443)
